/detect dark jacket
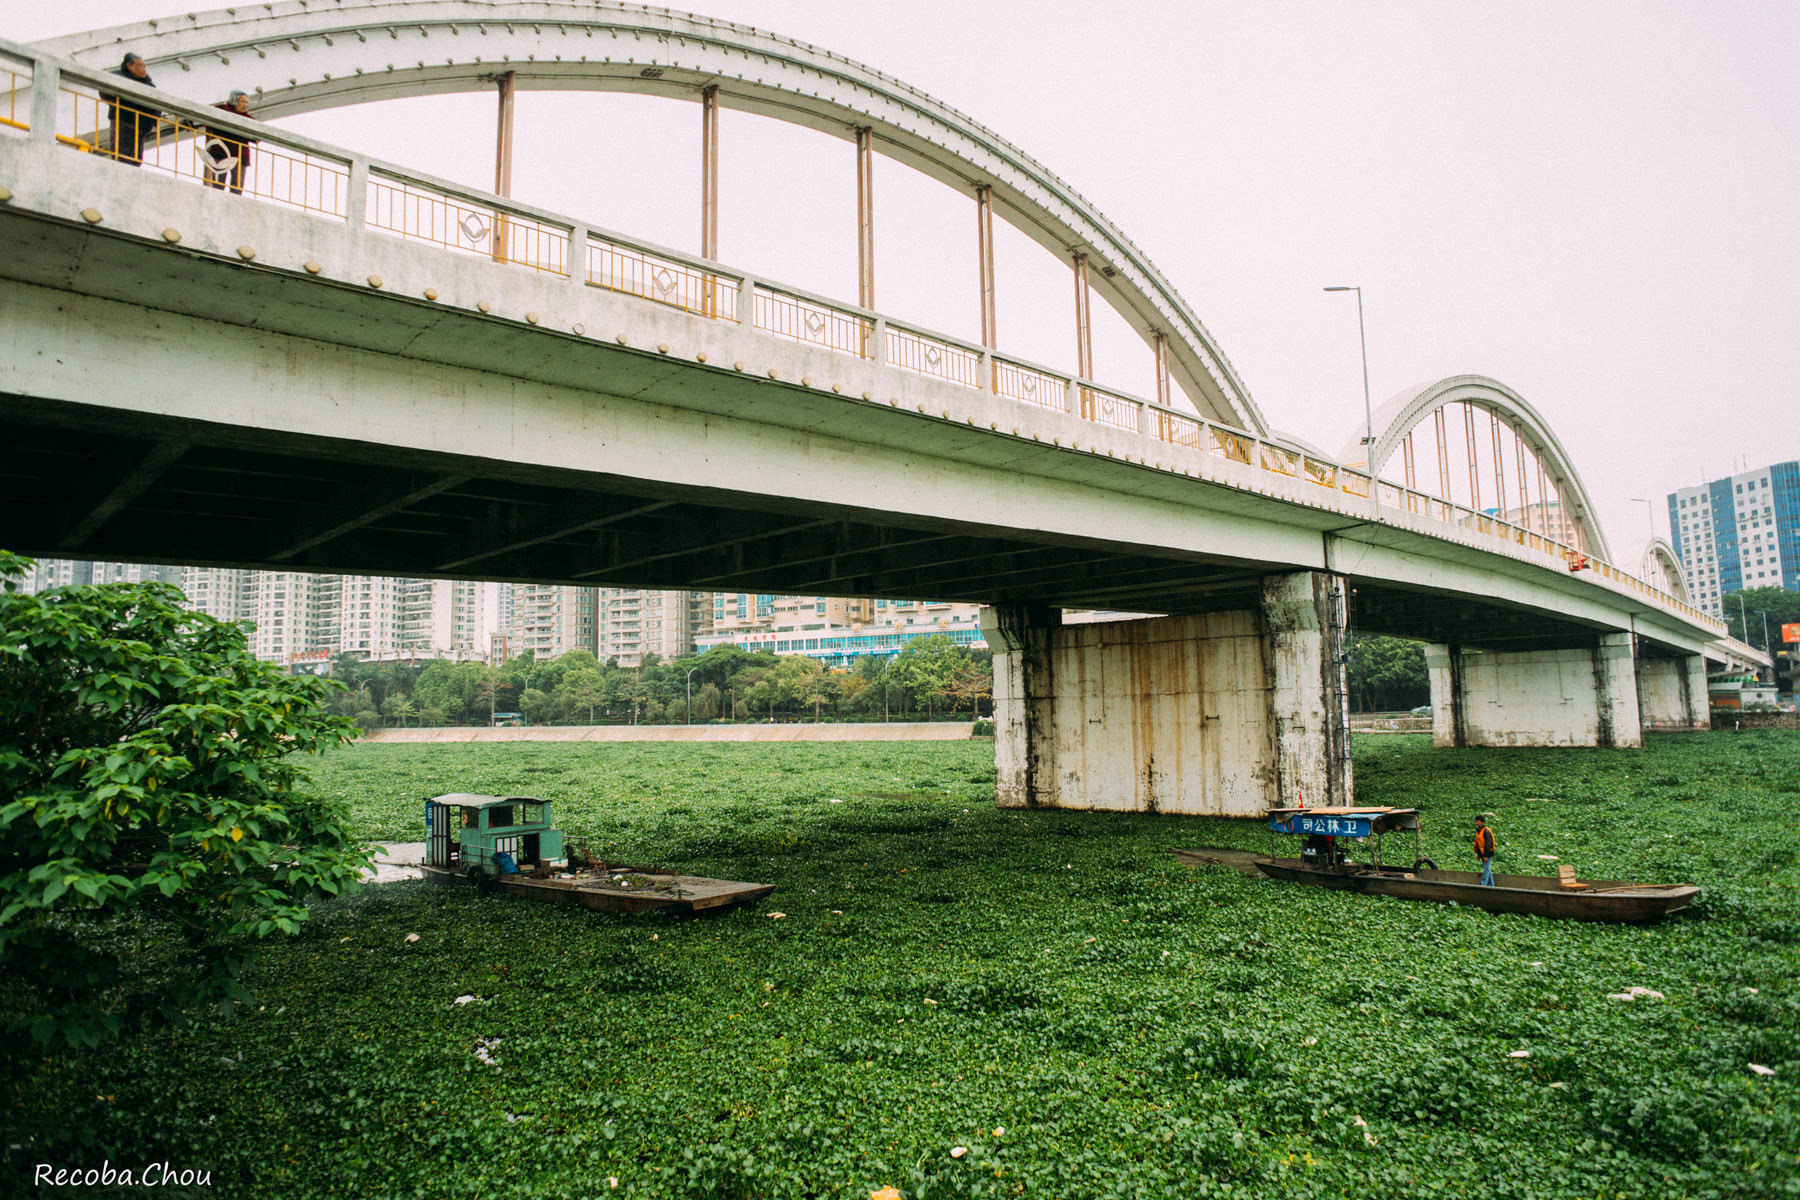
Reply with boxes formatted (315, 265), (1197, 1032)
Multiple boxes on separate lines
(100, 58), (158, 114)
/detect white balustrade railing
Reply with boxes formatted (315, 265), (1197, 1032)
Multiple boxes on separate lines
(0, 35), (1723, 637)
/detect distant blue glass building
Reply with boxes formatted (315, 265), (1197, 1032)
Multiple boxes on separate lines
(1668, 460), (1800, 617)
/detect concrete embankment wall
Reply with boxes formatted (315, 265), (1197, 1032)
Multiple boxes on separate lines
(361, 723), (974, 744)
(1710, 712), (1800, 731)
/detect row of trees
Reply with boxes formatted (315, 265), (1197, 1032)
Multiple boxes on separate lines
(327, 634), (994, 729)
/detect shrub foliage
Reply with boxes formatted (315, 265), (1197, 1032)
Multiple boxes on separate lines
(0, 552), (369, 1048)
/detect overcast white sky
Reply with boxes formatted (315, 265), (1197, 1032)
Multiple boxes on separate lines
(15, 1), (1800, 558)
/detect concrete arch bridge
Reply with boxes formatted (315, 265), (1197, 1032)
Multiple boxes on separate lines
(0, 6), (1765, 819)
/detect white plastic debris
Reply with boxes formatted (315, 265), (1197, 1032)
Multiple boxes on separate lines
(1303, 1036), (1318, 1046)
(1750, 1063), (1777, 1077)
(473, 1037), (501, 1066)
(1508, 1050), (1532, 1058)
(767, 911), (786, 919)
(828, 799), (843, 804)
(1746, 987), (1760, 995)
(1537, 854), (1559, 861)
(1529, 961), (1544, 966)
(1549, 1082), (1567, 1090)
(993, 1127), (1004, 1137)
(1626, 986), (1665, 1000)
(1353, 1115), (1377, 1147)
(1606, 993), (1635, 1001)
(608, 1177), (619, 1188)
(453, 994), (477, 1005)
(950, 1146), (968, 1159)
(404, 933), (420, 944)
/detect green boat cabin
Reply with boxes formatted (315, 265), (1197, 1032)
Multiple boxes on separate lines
(425, 793), (565, 874)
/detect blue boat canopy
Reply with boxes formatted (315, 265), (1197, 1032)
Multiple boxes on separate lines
(1267, 806), (1421, 838)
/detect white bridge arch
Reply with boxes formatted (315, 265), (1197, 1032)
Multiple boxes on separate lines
(1343, 374), (1615, 564)
(1640, 537), (1691, 604)
(35, 0), (1267, 435)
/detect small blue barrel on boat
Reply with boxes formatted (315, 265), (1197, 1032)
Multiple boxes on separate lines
(493, 851), (519, 875)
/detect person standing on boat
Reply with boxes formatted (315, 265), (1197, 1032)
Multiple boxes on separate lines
(1473, 816), (1497, 886)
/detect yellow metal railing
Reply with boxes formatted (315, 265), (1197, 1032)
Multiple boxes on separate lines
(1, 65), (28, 133)
(1156, 408), (1206, 450)
(993, 359), (1065, 411)
(887, 326), (978, 388)
(587, 239), (726, 318)
(754, 287), (872, 358)
(368, 177), (567, 275)
(58, 85), (347, 216)
(1079, 385), (1139, 432)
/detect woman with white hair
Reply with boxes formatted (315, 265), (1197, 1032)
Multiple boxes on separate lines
(202, 90), (257, 194)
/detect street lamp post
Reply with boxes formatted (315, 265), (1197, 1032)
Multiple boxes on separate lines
(684, 666), (698, 725)
(1324, 286), (1375, 503)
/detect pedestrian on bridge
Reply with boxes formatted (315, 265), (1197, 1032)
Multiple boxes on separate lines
(202, 91), (257, 194)
(100, 55), (158, 167)
(1473, 816), (1497, 886)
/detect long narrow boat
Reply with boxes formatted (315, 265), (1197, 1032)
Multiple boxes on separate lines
(421, 861), (775, 915)
(1252, 858), (1697, 924)
(1239, 804), (1698, 924)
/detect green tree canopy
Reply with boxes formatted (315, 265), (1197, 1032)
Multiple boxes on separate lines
(1723, 586), (1800, 651)
(1348, 634), (1430, 712)
(0, 552), (370, 1048)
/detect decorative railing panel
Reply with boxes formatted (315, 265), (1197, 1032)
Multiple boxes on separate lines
(993, 360), (1066, 412)
(369, 176), (567, 275)
(754, 287), (873, 358)
(588, 239), (727, 318)
(887, 326), (978, 388)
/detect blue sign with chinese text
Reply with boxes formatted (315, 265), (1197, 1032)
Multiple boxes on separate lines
(1270, 813), (1375, 838)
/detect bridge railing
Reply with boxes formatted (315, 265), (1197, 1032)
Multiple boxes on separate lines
(1, 55), (29, 137)
(6, 39), (1722, 637)
(45, 61), (351, 218)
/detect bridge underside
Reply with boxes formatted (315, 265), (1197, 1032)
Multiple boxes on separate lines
(4, 394), (1621, 652)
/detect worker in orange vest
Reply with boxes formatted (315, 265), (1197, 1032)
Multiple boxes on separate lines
(1473, 816), (1496, 886)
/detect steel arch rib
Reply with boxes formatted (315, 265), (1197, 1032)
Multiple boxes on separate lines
(1346, 374), (1615, 563)
(1640, 537), (1691, 604)
(35, 0), (1268, 435)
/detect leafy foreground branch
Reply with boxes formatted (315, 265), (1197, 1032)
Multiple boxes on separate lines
(0, 551), (371, 1049)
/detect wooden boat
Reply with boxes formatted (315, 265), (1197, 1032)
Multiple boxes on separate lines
(421, 862), (774, 915)
(418, 793), (773, 915)
(1251, 858), (1698, 924)
(1236, 803), (1698, 924)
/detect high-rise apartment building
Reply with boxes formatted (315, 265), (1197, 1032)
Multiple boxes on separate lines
(22, 560), (183, 594)
(711, 593), (874, 637)
(698, 594), (986, 665)
(1668, 460), (1800, 618)
(29, 561), (505, 665)
(180, 566), (251, 622)
(509, 583), (599, 660)
(596, 588), (713, 666)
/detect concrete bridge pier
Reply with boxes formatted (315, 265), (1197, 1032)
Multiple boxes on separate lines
(982, 572), (1353, 815)
(1424, 634), (1644, 749)
(1637, 654), (1710, 732)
